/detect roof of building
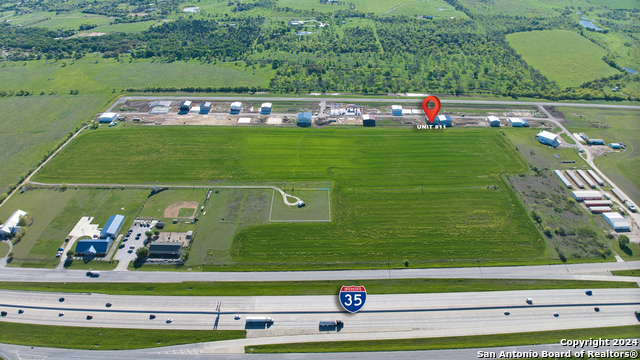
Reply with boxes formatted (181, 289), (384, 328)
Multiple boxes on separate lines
(0, 209), (27, 234)
(201, 102), (211, 108)
(571, 190), (602, 198)
(508, 117), (523, 123)
(537, 131), (558, 141)
(298, 112), (312, 120)
(230, 101), (242, 108)
(437, 114), (451, 121)
(149, 242), (183, 254)
(99, 112), (117, 119)
(180, 100), (192, 106)
(589, 206), (611, 211)
(487, 116), (500, 122)
(391, 105), (402, 110)
(602, 212), (630, 228)
(101, 214), (125, 237)
(75, 239), (112, 253)
(261, 102), (272, 108)
(362, 114), (376, 120)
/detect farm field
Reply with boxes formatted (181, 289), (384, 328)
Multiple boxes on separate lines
(0, 95), (108, 196)
(0, 188), (148, 267)
(506, 30), (620, 89)
(586, 0), (640, 9)
(557, 107), (640, 204)
(383, 0), (467, 17)
(32, 126), (555, 270)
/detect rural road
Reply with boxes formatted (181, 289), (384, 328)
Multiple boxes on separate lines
(1, 289), (638, 353)
(0, 261), (638, 283)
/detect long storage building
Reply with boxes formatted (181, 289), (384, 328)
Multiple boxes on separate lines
(565, 170), (585, 189)
(584, 200), (612, 207)
(100, 214), (125, 239)
(587, 170), (605, 186)
(571, 190), (603, 201)
(577, 170), (596, 188)
(611, 188), (627, 203)
(589, 206), (612, 214)
(554, 170), (572, 189)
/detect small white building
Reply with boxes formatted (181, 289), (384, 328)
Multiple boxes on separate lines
(391, 105), (403, 116)
(508, 117), (524, 127)
(602, 212), (630, 231)
(537, 131), (560, 147)
(98, 112), (118, 123)
(230, 102), (242, 113)
(0, 209), (27, 235)
(260, 103), (272, 115)
(487, 116), (501, 127)
(571, 190), (603, 201)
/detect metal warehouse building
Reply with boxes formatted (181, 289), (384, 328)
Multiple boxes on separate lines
(565, 170), (585, 189)
(100, 214), (125, 239)
(571, 191), (603, 201)
(391, 105), (403, 116)
(589, 206), (612, 214)
(260, 103), (272, 115)
(98, 112), (118, 123)
(577, 170), (596, 189)
(179, 101), (192, 111)
(437, 114), (452, 127)
(587, 170), (605, 186)
(297, 112), (312, 127)
(587, 139), (605, 145)
(230, 102), (242, 114)
(362, 114), (376, 127)
(200, 102), (211, 113)
(537, 131), (560, 147)
(487, 116), (501, 127)
(554, 170), (572, 189)
(602, 212), (630, 231)
(507, 117), (524, 127)
(584, 200), (612, 207)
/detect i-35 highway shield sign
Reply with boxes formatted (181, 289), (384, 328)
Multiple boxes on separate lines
(339, 286), (367, 313)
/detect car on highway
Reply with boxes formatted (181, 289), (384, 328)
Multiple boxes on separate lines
(86, 271), (100, 277)
(594, 307), (600, 312)
(166, 318), (172, 323)
(58, 312), (64, 316)
(1, 311), (7, 316)
(503, 311), (510, 315)
(585, 290), (592, 296)
(18, 309), (24, 314)
(86, 315), (93, 320)
(553, 312), (559, 317)
(149, 314), (156, 319)
(106, 302), (112, 307)
(234, 315), (241, 320)
(58, 297), (65, 302)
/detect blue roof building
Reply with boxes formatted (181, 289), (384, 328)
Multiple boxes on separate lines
(297, 112), (312, 127)
(100, 214), (125, 239)
(75, 239), (113, 256)
(437, 114), (452, 127)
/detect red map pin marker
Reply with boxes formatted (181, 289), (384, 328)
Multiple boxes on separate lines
(422, 96), (441, 123)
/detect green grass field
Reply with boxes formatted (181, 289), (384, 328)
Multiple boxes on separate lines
(139, 188), (207, 219)
(383, 0), (468, 17)
(586, 0), (640, 9)
(0, 278), (634, 296)
(247, 325), (639, 353)
(31, 126), (552, 270)
(269, 189), (330, 221)
(0, 188), (148, 267)
(506, 30), (621, 88)
(557, 107), (640, 204)
(0, 322), (245, 350)
(0, 95), (108, 195)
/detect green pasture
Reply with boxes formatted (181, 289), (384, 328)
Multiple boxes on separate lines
(0, 322), (245, 350)
(0, 57), (275, 94)
(33, 126), (554, 269)
(586, 0), (640, 9)
(383, 0), (467, 17)
(458, 0), (597, 16)
(0, 95), (108, 195)
(269, 189), (330, 221)
(503, 127), (587, 170)
(506, 30), (620, 88)
(0, 188), (148, 267)
(32, 15), (113, 30)
(0, 242), (10, 257)
(77, 20), (160, 34)
(557, 106), (640, 204)
(579, 30), (640, 74)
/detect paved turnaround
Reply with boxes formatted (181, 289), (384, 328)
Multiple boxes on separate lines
(0, 261), (638, 283)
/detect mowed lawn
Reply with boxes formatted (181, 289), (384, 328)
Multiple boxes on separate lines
(35, 126), (543, 269)
(506, 30), (620, 88)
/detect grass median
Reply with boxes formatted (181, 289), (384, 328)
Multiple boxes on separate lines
(0, 278), (635, 296)
(246, 325), (639, 353)
(0, 322), (244, 350)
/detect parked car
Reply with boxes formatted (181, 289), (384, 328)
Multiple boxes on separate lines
(55, 251), (62, 258)
(129, 245), (135, 249)
(119, 244), (125, 249)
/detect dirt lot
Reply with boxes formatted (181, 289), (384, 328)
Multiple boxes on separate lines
(164, 201), (198, 218)
(152, 232), (190, 248)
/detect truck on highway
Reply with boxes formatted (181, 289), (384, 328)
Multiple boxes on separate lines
(319, 320), (343, 327)
(245, 317), (273, 323)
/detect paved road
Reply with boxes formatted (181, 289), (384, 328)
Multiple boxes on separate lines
(0, 289), (638, 354)
(0, 261), (639, 283)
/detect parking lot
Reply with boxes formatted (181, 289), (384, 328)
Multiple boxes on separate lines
(113, 219), (157, 270)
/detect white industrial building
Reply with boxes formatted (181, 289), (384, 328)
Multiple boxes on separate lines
(536, 131), (560, 147)
(565, 170), (585, 189)
(98, 112), (118, 123)
(577, 170), (596, 188)
(260, 103), (272, 115)
(391, 105), (403, 116)
(554, 170), (572, 189)
(507, 117), (524, 127)
(230, 102), (242, 114)
(602, 212), (630, 231)
(487, 116), (501, 127)
(0, 209), (27, 235)
(587, 170), (605, 186)
(571, 190), (603, 201)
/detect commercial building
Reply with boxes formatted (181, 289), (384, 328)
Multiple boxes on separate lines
(565, 170), (585, 189)
(391, 105), (403, 116)
(179, 101), (192, 111)
(98, 112), (118, 123)
(487, 116), (501, 127)
(148, 242), (183, 258)
(362, 114), (376, 127)
(75, 238), (113, 256)
(437, 114), (452, 127)
(554, 170), (572, 189)
(587, 170), (605, 186)
(230, 102), (242, 114)
(589, 206), (612, 214)
(536, 131), (560, 147)
(571, 190), (603, 201)
(297, 112), (312, 127)
(586, 138), (605, 145)
(260, 103), (272, 115)
(0, 209), (27, 235)
(602, 212), (630, 231)
(507, 117), (524, 127)
(100, 214), (125, 239)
